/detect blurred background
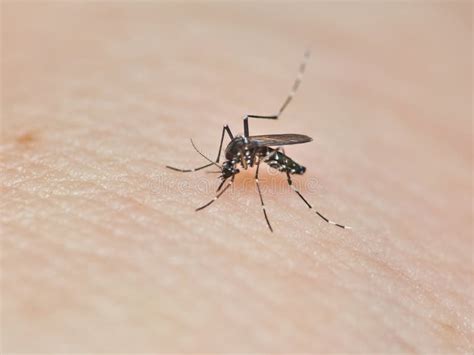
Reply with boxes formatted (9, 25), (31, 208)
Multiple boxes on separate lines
(2, 1), (472, 353)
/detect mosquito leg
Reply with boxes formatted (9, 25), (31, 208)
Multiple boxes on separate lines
(255, 161), (273, 232)
(243, 50), (310, 137)
(166, 162), (214, 173)
(243, 114), (278, 137)
(216, 177), (227, 192)
(216, 124), (234, 163)
(166, 124), (234, 172)
(196, 174), (235, 211)
(278, 49), (310, 117)
(286, 172), (351, 229)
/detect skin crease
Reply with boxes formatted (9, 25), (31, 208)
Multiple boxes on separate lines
(1, 1), (472, 353)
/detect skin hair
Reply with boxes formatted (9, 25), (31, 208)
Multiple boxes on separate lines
(2, 2), (472, 353)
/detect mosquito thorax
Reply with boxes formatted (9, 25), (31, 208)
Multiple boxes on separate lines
(224, 135), (246, 160)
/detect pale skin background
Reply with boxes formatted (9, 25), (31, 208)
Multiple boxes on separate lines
(1, 1), (473, 353)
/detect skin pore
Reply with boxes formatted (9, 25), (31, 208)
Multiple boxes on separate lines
(2, 2), (472, 353)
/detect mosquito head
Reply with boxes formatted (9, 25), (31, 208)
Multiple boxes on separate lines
(221, 161), (239, 179)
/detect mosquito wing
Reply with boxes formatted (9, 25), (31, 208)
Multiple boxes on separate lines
(249, 134), (313, 147)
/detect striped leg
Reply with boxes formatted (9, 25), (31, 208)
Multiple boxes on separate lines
(166, 124), (234, 172)
(255, 161), (273, 232)
(286, 172), (351, 229)
(216, 125), (234, 163)
(166, 162), (214, 173)
(277, 49), (311, 117)
(196, 174), (235, 211)
(243, 50), (311, 137)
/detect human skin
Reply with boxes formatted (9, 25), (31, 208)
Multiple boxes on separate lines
(1, 1), (472, 353)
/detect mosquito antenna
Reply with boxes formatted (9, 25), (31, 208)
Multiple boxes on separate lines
(190, 139), (222, 170)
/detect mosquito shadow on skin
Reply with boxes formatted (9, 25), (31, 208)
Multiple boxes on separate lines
(227, 166), (316, 196)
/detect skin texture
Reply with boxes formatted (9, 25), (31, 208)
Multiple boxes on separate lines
(1, 1), (472, 353)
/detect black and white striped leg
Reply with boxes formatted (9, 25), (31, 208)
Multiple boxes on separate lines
(278, 49), (310, 116)
(216, 177), (227, 192)
(166, 124), (234, 172)
(286, 172), (351, 229)
(196, 175), (235, 211)
(243, 50), (310, 137)
(255, 161), (273, 232)
(243, 114), (278, 137)
(216, 124), (234, 163)
(166, 162), (214, 173)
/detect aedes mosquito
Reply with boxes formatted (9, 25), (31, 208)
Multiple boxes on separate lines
(167, 51), (351, 232)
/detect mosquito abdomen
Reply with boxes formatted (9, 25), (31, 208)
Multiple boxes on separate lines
(265, 151), (306, 174)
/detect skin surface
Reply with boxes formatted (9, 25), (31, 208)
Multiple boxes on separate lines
(1, 1), (472, 353)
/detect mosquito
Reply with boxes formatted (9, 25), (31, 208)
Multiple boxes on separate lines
(167, 50), (351, 232)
